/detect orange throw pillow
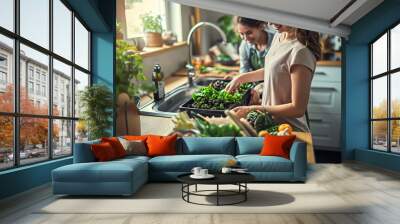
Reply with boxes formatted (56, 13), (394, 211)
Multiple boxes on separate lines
(146, 134), (178, 157)
(260, 134), (296, 159)
(101, 137), (126, 158)
(124, 135), (148, 141)
(91, 142), (117, 162)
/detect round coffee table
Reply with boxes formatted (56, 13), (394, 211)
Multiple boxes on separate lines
(177, 173), (255, 206)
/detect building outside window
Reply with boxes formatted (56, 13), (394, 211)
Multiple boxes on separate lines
(0, 54), (7, 67)
(28, 66), (34, 80)
(370, 23), (400, 154)
(0, 71), (6, 84)
(0, 0), (91, 170)
(28, 81), (34, 94)
(41, 73), (46, 83)
(0, 54), (7, 89)
(42, 85), (46, 97)
(35, 83), (40, 95)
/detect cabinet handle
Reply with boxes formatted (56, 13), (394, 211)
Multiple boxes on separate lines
(311, 87), (337, 91)
(310, 118), (323, 122)
(315, 72), (327, 76)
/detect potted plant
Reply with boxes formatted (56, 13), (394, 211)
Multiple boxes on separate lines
(116, 39), (154, 100)
(79, 84), (113, 140)
(141, 13), (163, 47)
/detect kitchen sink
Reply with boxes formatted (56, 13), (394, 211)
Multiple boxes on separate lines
(139, 77), (222, 117)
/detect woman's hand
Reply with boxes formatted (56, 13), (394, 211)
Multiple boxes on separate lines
(224, 76), (243, 93)
(231, 106), (254, 118)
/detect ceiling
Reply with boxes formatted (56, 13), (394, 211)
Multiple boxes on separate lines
(168, 0), (384, 37)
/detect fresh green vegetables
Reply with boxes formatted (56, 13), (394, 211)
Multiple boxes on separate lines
(199, 65), (231, 74)
(194, 117), (242, 137)
(192, 85), (242, 110)
(246, 110), (276, 132)
(192, 80), (255, 110)
(216, 54), (233, 64)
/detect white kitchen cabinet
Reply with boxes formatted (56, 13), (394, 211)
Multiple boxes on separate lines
(308, 113), (342, 149)
(308, 64), (341, 151)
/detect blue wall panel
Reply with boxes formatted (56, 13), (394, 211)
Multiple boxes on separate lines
(344, 0), (400, 171)
(0, 158), (72, 199)
(0, 0), (115, 200)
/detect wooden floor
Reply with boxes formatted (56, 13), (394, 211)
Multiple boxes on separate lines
(1, 162), (400, 224)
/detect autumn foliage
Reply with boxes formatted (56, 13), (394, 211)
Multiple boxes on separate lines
(372, 99), (400, 141)
(0, 85), (59, 150)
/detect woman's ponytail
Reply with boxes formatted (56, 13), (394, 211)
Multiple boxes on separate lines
(295, 29), (321, 61)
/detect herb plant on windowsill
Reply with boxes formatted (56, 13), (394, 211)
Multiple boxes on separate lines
(141, 13), (163, 47)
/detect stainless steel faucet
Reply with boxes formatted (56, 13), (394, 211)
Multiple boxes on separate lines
(186, 22), (227, 87)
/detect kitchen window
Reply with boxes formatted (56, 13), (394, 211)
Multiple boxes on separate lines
(124, 0), (167, 39)
(370, 22), (400, 153)
(0, 0), (91, 171)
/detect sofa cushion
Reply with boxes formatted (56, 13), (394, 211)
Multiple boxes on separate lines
(91, 142), (118, 161)
(101, 137), (127, 158)
(118, 138), (147, 156)
(53, 158), (147, 183)
(73, 139), (101, 163)
(149, 154), (235, 172)
(147, 134), (178, 157)
(179, 137), (235, 155)
(235, 137), (264, 155)
(260, 134), (296, 159)
(236, 155), (293, 172)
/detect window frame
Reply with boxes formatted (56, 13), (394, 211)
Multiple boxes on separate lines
(0, 0), (92, 171)
(124, 0), (168, 39)
(369, 20), (400, 154)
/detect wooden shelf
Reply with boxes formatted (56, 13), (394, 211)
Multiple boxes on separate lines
(317, 60), (341, 67)
(139, 42), (187, 58)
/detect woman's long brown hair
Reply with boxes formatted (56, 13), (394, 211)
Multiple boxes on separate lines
(295, 29), (321, 61)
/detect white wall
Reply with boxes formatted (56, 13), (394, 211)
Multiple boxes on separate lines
(142, 45), (189, 79)
(199, 9), (226, 55)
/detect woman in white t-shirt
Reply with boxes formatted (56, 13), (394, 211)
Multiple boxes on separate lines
(225, 24), (321, 132)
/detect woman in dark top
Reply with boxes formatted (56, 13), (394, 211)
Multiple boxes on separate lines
(236, 17), (275, 73)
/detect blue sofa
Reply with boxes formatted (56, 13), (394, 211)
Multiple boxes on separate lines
(52, 137), (307, 196)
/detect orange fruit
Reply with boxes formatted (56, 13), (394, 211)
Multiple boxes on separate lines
(278, 124), (293, 134)
(258, 130), (269, 137)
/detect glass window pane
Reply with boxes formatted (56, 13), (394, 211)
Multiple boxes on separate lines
(53, 0), (72, 60)
(53, 119), (72, 158)
(372, 121), (388, 151)
(75, 120), (88, 143)
(391, 24), (400, 70)
(372, 77), (387, 119)
(20, 117), (49, 165)
(20, 44), (49, 115)
(20, 0), (49, 49)
(74, 18), (89, 70)
(53, 59), (72, 117)
(372, 33), (387, 76)
(391, 72), (400, 118)
(0, 35), (14, 113)
(74, 69), (89, 118)
(391, 120), (400, 153)
(0, 116), (14, 170)
(125, 0), (167, 38)
(0, 0), (14, 31)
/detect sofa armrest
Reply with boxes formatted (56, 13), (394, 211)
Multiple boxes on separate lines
(73, 140), (99, 163)
(289, 141), (307, 181)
